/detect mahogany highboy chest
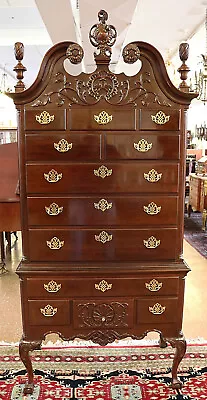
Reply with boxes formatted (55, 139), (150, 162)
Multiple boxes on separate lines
(10, 10), (196, 394)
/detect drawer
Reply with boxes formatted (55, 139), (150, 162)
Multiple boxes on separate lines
(28, 300), (70, 325)
(24, 109), (66, 131)
(69, 107), (136, 130)
(139, 109), (180, 131)
(27, 196), (178, 226)
(26, 276), (180, 298)
(105, 134), (180, 160)
(25, 133), (101, 161)
(137, 297), (178, 324)
(28, 228), (178, 262)
(26, 162), (179, 194)
(73, 299), (134, 329)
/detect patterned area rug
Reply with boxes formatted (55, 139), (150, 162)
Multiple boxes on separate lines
(184, 212), (207, 258)
(0, 343), (207, 400)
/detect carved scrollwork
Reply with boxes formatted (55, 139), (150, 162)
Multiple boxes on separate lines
(66, 43), (84, 64)
(77, 302), (128, 328)
(123, 43), (140, 64)
(89, 10), (117, 62)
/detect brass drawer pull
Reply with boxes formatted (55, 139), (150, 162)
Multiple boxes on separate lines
(143, 202), (161, 215)
(95, 279), (112, 292)
(44, 169), (62, 183)
(40, 304), (57, 317)
(144, 169), (162, 182)
(134, 139), (152, 152)
(36, 111), (55, 124)
(46, 237), (64, 250)
(149, 303), (166, 315)
(45, 202), (63, 216)
(95, 230), (113, 244)
(94, 110), (112, 125)
(94, 165), (113, 179)
(145, 279), (163, 291)
(94, 199), (113, 212)
(54, 138), (72, 152)
(151, 110), (170, 125)
(143, 236), (160, 249)
(44, 280), (62, 293)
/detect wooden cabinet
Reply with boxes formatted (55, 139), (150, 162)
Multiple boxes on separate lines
(188, 173), (207, 230)
(9, 11), (196, 395)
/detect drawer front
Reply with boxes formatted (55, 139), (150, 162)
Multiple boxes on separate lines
(25, 133), (102, 161)
(27, 196), (178, 226)
(24, 109), (66, 131)
(105, 134), (180, 160)
(28, 300), (70, 325)
(26, 276), (180, 298)
(73, 299), (134, 329)
(69, 107), (136, 131)
(28, 228), (178, 262)
(139, 109), (180, 131)
(26, 163), (179, 194)
(137, 297), (178, 324)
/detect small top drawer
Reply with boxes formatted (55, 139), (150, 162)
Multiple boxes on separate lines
(24, 109), (66, 131)
(69, 107), (136, 131)
(139, 109), (180, 131)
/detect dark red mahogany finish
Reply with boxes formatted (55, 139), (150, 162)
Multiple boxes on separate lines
(9, 10), (197, 395)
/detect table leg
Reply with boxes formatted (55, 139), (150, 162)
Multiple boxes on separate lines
(0, 232), (8, 275)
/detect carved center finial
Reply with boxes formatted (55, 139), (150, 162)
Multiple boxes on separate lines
(89, 9), (117, 65)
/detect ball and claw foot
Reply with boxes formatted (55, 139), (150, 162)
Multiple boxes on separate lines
(23, 383), (34, 395)
(159, 336), (167, 348)
(171, 378), (182, 391)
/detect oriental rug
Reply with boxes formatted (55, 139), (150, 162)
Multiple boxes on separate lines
(184, 212), (207, 259)
(0, 342), (207, 399)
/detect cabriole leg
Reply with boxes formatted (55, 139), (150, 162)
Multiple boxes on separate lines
(19, 337), (42, 394)
(166, 336), (186, 390)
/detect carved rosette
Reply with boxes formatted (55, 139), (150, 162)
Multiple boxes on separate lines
(123, 43), (140, 64)
(77, 302), (128, 328)
(66, 43), (84, 64)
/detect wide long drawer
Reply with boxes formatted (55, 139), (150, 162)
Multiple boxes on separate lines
(26, 276), (180, 298)
(28, 228), (178, 262)
(26, 162), (179, 194)
(27, 195), (178, 226)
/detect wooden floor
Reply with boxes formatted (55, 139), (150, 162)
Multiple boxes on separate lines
(0, 234), (207, 343)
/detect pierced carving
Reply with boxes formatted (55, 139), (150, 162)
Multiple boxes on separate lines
(144, 169), (162, 182)
(145, 279), (163, 292)
(44, 169), (63, 183)
(31, 70), (171, 108)
(77, 302), (128, 328)
(40, 304), (57, 317)
(94, 165), (112, 179)
(54, 138), (72, 152)
(44, 280), (62, 293)
(35, 111), (55, 124)
(95, 280), (112, 292)
(66, 43), (84, 64)
(46, 237), (64, 250)
(134, 138), (152, 152)
(149, 303), (166, 315)
(94, 198), (113, 212)
(95, 231), (113, 244)
(123, 43), (140, 64)
(143, 201), (161, 215)
(143, 236), (161, 249)
(151, 110), (170, 125)
(94, 110), (112, 124)
(45, 202), (63, 216)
